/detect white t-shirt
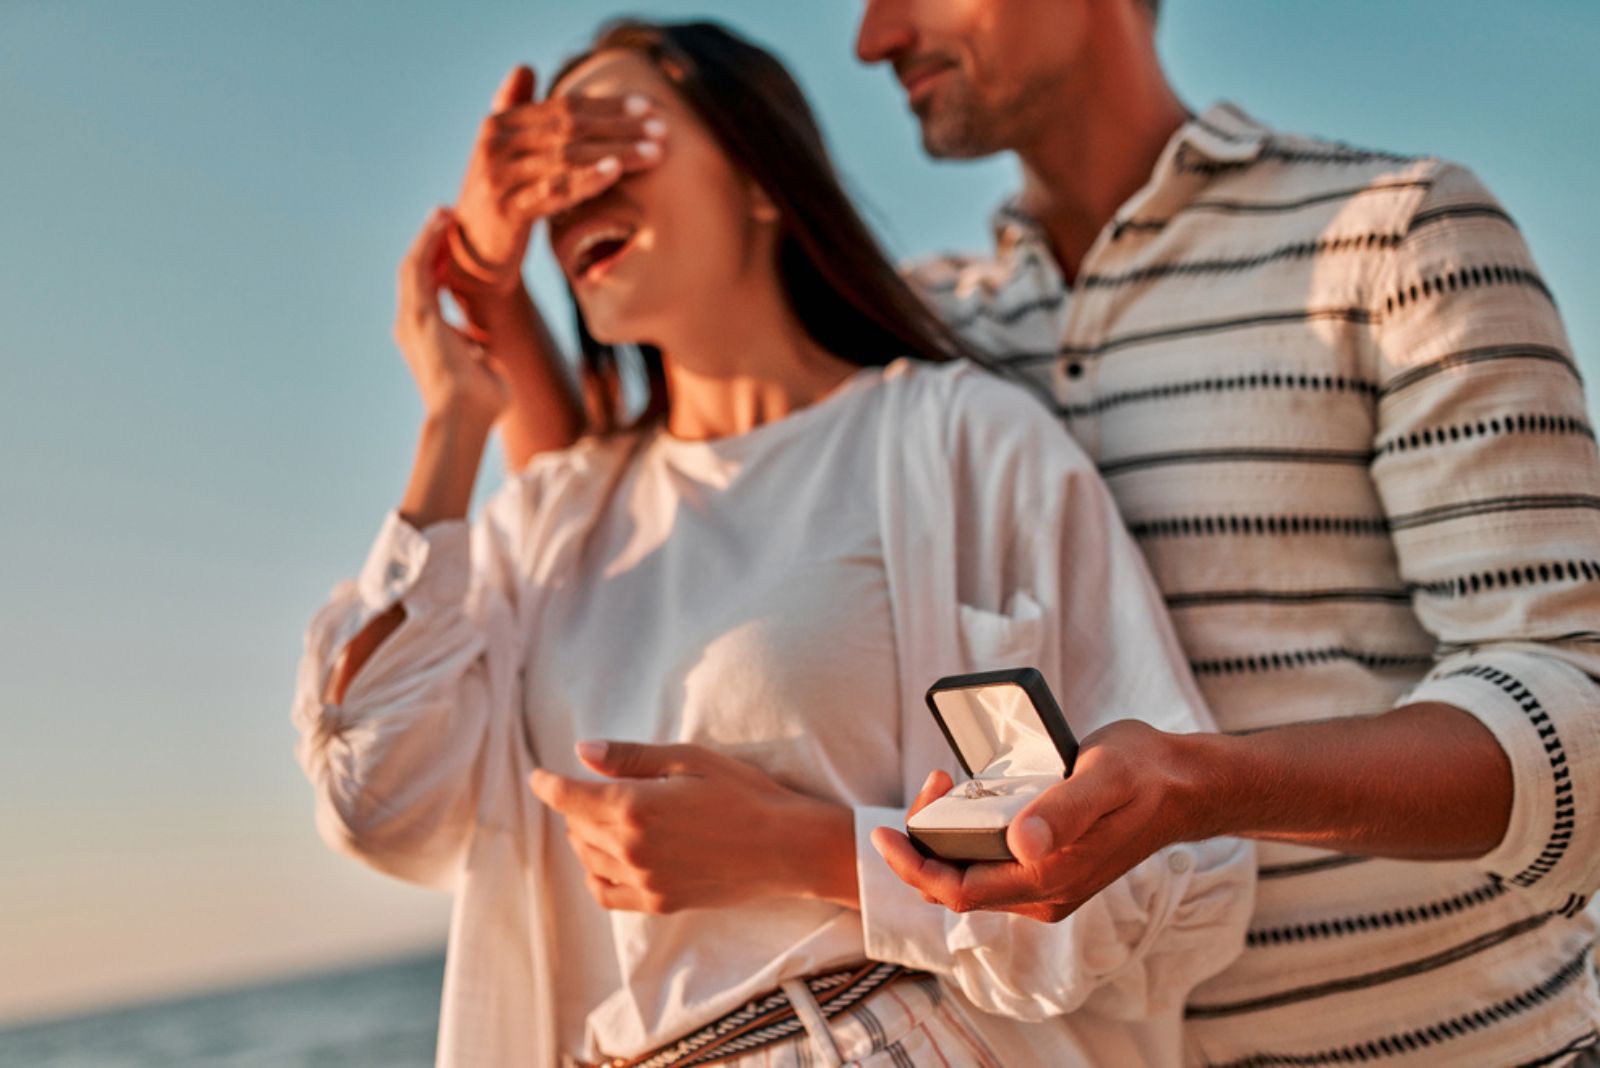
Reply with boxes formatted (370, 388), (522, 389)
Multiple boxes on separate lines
(521, 368), (904, 1051)
(295, 358), (1256, 1068)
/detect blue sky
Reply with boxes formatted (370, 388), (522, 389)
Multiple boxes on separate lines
(3, 0), (1598, 1023)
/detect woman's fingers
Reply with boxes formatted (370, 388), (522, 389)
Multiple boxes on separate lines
(397, 208), (451, 327)
(569, 835), (633, 887)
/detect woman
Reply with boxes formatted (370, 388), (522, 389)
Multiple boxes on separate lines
(293, 20), (1252, 1068)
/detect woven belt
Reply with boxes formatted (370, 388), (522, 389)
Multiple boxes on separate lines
(584, 960), (920, 1068)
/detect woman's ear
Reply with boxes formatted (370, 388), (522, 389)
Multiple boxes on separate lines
(747, 180), (781, 225)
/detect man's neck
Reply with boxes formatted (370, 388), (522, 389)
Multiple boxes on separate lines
(1013, 74), (1189, 285)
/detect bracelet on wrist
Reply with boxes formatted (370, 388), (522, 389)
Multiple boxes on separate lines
(445, 219), (522, 295)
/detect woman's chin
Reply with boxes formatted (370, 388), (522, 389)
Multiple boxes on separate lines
(581, 304), (659, 348)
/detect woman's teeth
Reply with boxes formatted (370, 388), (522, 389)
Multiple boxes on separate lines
(574, 225), (636, 277)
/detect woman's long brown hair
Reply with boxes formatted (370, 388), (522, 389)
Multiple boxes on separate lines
(550, 19), (975, 432)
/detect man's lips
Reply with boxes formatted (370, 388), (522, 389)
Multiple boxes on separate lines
(897, 59), (958, 106)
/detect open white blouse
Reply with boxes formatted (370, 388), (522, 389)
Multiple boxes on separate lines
(292, 359), (1254, 1067)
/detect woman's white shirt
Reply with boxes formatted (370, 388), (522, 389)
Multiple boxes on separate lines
(292, 359), (1255, 1067)
(527, 369), (902, 1050)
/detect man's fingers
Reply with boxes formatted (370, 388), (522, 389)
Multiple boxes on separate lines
(869, 827), (971, 906)
(906, 769), (955, 818)
(488, 120), (664, 170)
(503, 158), (624, 221)
(491, 64), (536, 113)
(575, 739), (709, 780)
(496, 140), (657, 194)
(496, 91), (655, 131)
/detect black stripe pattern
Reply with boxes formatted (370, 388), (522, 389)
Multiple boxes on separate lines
(1204, 945), (1593, 1067)
(1061, 370), (1378, 420)
(1378, 344), (1580, 398)
(1175, 141), (1418, 176)
(1110, 179), (1436, 237)
(1079, 232), (1404, 290)
(1246, 878), (1508, 947)
(1381, 261), (1554, 316)
(1375, 412), (1593, 459)
(1258, 855), (1371, 880)
(1191, 647), (1433, 677)
(1410, 559), (1600, 599)
(1436, 666), (1575, 889)
(1130, 513), (1390, 540)
(1101, 447), (1374, 477)
(1186, 912), (1554, 1019)
(1388, 494), (1600, 532)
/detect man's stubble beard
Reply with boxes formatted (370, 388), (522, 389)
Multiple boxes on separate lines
(917, 75), (1052, 161)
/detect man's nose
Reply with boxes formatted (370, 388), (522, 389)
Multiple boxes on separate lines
(855, 0), (915, 65)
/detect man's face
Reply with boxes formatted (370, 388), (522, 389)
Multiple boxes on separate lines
(855, 0), (1094, 159)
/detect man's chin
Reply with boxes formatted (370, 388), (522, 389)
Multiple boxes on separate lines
(919, 122), (1001, 161)
(912, 102), (1005, 160)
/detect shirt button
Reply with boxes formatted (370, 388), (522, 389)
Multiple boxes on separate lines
(1168, 849), (1193, 875)
(386, 561), (407, 583)
(1064, 361), (1084, 379)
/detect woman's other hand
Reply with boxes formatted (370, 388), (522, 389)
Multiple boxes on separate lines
(395, 208), (509, 427)
(529, 741), (860, 914)
(449, 64), (668, 293)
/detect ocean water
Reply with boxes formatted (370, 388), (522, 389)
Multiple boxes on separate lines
(0, 951), (445, 1067)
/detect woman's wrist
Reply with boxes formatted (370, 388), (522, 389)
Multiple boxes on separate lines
(770, 795), (860, 909)
(399, 407), (495, 529)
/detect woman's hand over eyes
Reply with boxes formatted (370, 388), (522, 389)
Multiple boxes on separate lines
(448, 64), (667, 294)
(530, 741), (860, 914)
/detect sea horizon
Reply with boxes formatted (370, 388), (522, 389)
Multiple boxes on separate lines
(0, 948), (446, 1066)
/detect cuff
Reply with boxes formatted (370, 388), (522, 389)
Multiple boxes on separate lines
(1405, 655), (1591, 893)
(355, 511), (472, 615)
(853, 805), (956, 973)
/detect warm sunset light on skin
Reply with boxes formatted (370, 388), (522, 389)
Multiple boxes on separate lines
(3, 0), (1597, 1048)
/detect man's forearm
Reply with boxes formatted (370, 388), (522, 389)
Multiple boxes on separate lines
(456, 282), (585, 469)
(1183, 702), (1514, 861)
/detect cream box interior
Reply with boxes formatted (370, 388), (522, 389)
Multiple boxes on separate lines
(906, 668), (1079, 862)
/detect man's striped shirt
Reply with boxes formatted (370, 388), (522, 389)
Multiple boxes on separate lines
(908, 102), (1600, 1067)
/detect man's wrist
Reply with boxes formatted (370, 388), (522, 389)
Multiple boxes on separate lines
(444, 218), (528, 314)
(1162, 729), (1248, 845)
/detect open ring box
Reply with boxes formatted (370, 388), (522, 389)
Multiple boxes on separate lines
(906, 667), (1079, 862)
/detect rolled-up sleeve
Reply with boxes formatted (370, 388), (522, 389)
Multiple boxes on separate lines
(1369, 162), (1600, 910)
(292, 491), (525, 891)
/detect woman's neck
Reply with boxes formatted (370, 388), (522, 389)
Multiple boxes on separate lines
(656, 286), (860, 442)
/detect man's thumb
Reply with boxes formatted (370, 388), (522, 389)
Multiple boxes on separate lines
(1007, 778), (1101, 863)
(492, 65), (536, 112)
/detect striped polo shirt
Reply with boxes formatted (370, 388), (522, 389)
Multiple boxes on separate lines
(907, 102), (1600, 1067)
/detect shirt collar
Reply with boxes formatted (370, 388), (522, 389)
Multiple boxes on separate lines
(988, 101), (1273, 250)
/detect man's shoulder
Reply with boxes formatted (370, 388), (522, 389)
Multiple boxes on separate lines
(1201, 114), (1501, 236)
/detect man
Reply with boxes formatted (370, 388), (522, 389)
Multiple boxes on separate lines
(851, 1), (1600, 1065)
(446, 4), (1600, 1063)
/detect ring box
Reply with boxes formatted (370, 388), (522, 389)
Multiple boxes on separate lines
(906, 667), (1079, 862)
